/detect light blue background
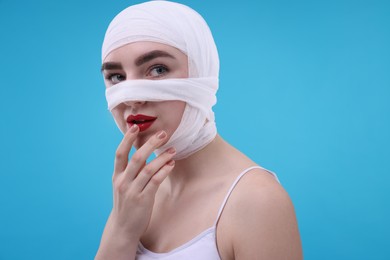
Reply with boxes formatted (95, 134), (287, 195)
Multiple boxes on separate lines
(0, 0), (389, 259)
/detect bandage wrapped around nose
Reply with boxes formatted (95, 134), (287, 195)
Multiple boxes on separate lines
(102, 1), (220, 160)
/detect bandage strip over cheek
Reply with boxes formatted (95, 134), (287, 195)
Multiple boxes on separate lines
(105, 77), (218, 160)
(106, 77), (218, 119)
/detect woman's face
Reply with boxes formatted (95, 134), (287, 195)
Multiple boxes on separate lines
(102, 41), (188, 148)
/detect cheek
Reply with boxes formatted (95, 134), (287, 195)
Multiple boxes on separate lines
(179, 65), (189, 78)
(155, 101), (186, 129)
(176, 66), (189, 78)
(169, 101), (186, 125)
(111, 106), (127, 132)
(168, 59), (188, 78)
(175, 101), (186, 117)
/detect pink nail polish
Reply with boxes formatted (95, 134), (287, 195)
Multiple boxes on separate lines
(167, 147), (176, 154)
(130, 124), (138, 133)
(157, 131), (167, 139)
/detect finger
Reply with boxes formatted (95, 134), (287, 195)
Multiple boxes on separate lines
(132, 147), (176, 192)
(142, 160), (175, 195)
(113, 125), (139, 175)
(125, 130), (168, 180)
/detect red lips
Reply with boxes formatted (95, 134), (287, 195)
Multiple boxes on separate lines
(127, 114), (157, 132)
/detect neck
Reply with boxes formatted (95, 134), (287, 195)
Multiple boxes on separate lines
(162, 134), (238, 197)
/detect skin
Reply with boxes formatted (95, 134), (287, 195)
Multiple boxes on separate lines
(102, 41), (188, 148)
(95, 41), (303, 260)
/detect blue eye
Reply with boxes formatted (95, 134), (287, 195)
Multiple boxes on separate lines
(149, 65), (169, 78)
(108, 74), (125, 84)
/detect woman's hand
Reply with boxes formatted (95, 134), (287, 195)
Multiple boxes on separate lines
(95, 124), (176, 260)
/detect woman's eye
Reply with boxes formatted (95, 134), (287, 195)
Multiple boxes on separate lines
(108, 74), (125, 84)
(149, 65), (169, 78)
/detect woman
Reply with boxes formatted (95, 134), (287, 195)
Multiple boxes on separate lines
(95, 1), (302, 259)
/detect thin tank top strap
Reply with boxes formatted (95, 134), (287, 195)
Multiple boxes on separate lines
(213, 165), (279, 226)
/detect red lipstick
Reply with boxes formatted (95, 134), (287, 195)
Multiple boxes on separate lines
(127, 114), (157, 132)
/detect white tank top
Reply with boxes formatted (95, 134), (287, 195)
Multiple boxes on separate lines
(136, 166), (279, 259)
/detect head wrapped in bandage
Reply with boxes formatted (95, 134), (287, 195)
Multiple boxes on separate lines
(102, 0), (219, 160)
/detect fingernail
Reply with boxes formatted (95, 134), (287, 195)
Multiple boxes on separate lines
(167, 160), (175, 166)
(157, 131), (167, 139)
(130, 124), (138, 133)
(167, 147), (176, 154)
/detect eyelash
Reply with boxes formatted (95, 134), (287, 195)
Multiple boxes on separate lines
(105, 73), (125, 83)
(148, 64), (169, 78)
(104, 64), (170, 84)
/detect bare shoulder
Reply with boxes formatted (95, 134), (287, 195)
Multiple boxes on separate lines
(233, 167), (288, 206)
(229, 167), (293, 223)
(221, 167), (303, 260)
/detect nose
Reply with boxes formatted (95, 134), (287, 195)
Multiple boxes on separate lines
(123, 100), (146, 107)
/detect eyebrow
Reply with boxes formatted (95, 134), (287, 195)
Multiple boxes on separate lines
(101, 62), (122, 72)
(101, 50), (176, 72)
(135, 50), (176, 66)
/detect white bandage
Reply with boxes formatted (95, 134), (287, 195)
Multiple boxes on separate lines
(102, 1), (219, 159)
